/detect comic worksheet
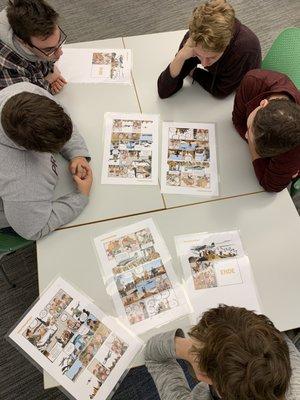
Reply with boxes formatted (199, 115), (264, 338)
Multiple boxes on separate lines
(175, 231), (261, 323)
(94, 219), (191, 334)
(161, 122), (218, 196)
(8, 278), (143, 400)
(101, 113), (159, 185)
(56, 48), (131, 84)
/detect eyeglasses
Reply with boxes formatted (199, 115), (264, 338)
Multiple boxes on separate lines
(30, 26), (67, 57)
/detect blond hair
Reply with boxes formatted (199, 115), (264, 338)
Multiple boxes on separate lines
(189, 0), (235, 52)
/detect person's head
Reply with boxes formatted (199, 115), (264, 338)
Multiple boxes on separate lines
(7, 0), (65, 61)
(189, 305), (291, 400)
(1, 91), (72, 152)
(189, 0), (235, 67)
(247, 98), (300, 158)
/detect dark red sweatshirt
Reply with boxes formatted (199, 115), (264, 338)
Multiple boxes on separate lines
(158, 19), (261, 99)
(232, 69), (300, 192)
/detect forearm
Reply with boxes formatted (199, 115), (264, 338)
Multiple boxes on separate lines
(60, 123), (90, 161)
(252, 159), (292, 192)
(158, 66), (183, 99)
(169, 53), (188, 78)
(146, 358), (193, 400)
(4, 192), (88, 240)
(158, 58), (197, 99)
(144, 330), (193, 400)
(192, 68), (214, 94)
(30, 192), (89, 240)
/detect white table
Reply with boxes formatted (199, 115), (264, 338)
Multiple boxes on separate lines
(123, 30), (263, 207)
(54, 38), (165, 227)
(38, 189), (300, 389)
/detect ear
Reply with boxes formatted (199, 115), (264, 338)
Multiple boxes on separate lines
(259, 99), (269, 108)
(196, 371), (213, 385)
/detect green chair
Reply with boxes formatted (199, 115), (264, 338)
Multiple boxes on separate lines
(0, 228), (34, 288)
(262, 28), (300, 89)
(290, 178), (300, 198)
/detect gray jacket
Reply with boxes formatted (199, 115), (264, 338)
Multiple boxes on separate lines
(144, 329), (300, 400)
(0, 82), (90, 240)
(0, 8), (42, 62)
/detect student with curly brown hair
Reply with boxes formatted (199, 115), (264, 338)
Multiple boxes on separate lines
(232, 69), (300, 192)
(158, 0), (261, 99)
(145, 305), (300, 400)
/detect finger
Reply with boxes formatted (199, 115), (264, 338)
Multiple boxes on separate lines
(52, 83), (60, 93)
(85, 168), (93, 178)
(73, 174), (81, 184)
(59, 76), (67, 84)
(82, 163), (91, 172)
(55, 81), (64, 90)
(57, 78), (66, 86)
(80, 168), (88, 179)
(77, 165), (84, 176)
(70, 163), (76, 175)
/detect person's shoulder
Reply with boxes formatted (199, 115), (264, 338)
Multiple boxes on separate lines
(0, 82), (52, 102)
(240, 69), (277, 87)
(244, 69), (299, 93)
(232, 19), (261, 53)
(191, 381), (211, 400)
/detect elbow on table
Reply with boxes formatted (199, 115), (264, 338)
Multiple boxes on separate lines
(259, 180), (287, 193)
(157, 84), (172, 99)
(211, 85), (235, 99)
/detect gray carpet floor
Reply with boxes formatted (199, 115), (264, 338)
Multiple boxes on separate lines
(0, 0), (299, 399)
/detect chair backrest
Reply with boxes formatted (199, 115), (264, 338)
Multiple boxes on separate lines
(0, 231), (33, 253)
(290, 178), (300, 198)
(262, 28), (300, 89)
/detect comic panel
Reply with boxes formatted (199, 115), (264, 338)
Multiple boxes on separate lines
(190, 260), (218, 290)
(62, 317), (111, 382)
(91, 52), (125, 79)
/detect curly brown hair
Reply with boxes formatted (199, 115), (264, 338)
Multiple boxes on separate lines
(253, 98), (300, 158)
(189, 0), (235, 52)
(189, 305), (291, 400)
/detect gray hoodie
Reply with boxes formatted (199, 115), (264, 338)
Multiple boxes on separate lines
(0, 82), (90, 240)
(0, 8), (45, 62)
(144, 330), (300, 400)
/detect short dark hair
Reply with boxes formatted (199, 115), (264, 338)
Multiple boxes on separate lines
(7, 0), (58, 44)
(253, 99), (300, 158)
(189, 305), (291, 400)
(1, 91), (73, 152)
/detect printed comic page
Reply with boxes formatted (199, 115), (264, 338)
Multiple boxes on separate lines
(101, 113), (159, 185)
(9, 278), (142, 400)
(175, 231), (261, 323)
(161, 122), (218, 196)
(94, 219), (191, 334)
(56, 48), (131, 84)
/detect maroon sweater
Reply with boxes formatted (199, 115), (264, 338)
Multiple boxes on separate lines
(158, 19), (261, 99)
(232, 69), (300, 192)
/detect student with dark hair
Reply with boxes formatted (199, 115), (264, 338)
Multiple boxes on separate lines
(158, 0), (261, 99)
(0, 0), (66, 93)
(0, 82), (93, 240)
(232, 69), (300, 192)
(145, 305), (300, 400)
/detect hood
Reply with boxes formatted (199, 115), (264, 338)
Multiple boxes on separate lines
(0, 8), (40, 62)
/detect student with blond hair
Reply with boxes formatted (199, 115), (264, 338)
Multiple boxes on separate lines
(158, 0), (261, 98)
